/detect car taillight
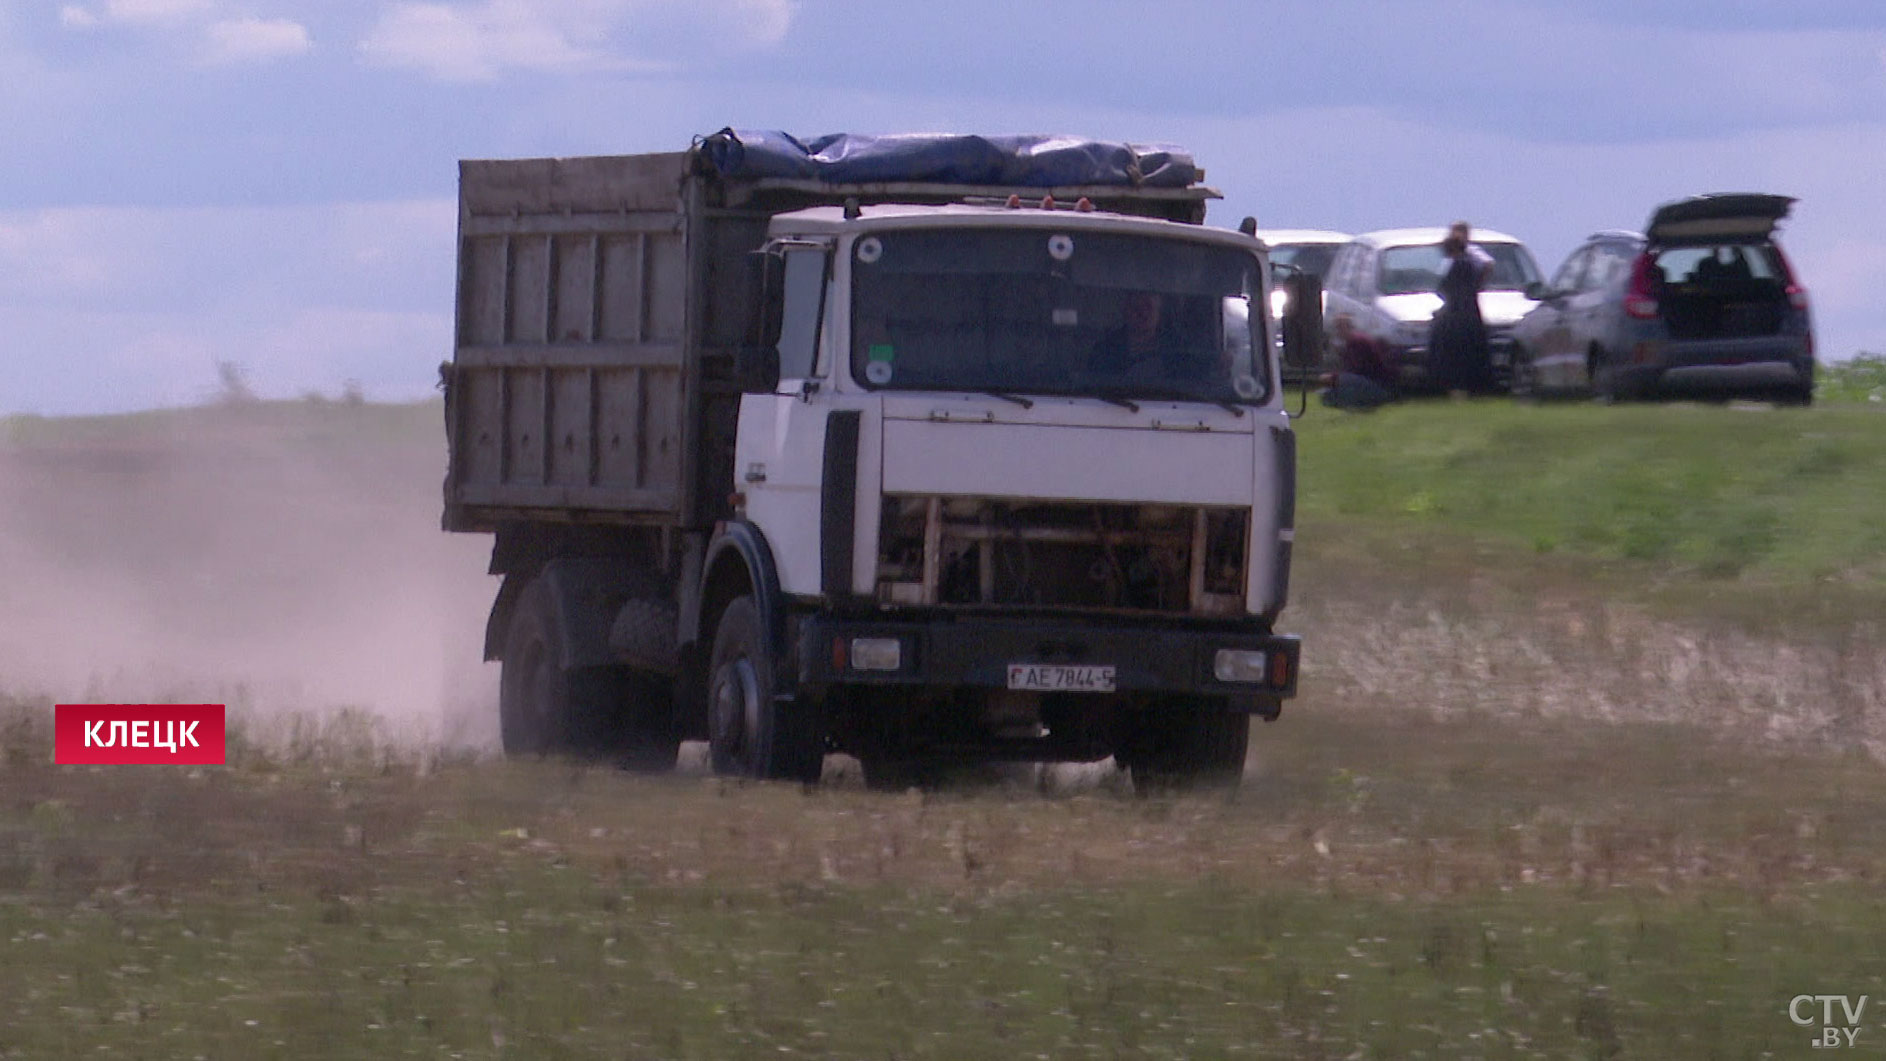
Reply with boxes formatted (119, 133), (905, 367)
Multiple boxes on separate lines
(1773, 245), (1810, 311)
(1623, 252), (1659, 320)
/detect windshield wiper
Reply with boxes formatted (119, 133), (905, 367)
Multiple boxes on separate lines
(978, 390), (1034, 409)
(1090, 394), (1141, 412)
(1130, 386), (1248, 417)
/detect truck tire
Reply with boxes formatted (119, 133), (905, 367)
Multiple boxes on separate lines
(499, 578), (679, 768)
(499, 578), (591, 755)
(1119, 698), (1249, 794)
(706, 596), (824, 782)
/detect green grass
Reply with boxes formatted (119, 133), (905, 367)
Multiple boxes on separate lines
(1295, 400), (1886, 597)
(4, 868), (1878, 1059)
(6, 701), (1886, 1058)
(1819, 353), (1886, 404)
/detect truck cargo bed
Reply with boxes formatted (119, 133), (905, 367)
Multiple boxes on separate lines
(444, 153), (704, 532)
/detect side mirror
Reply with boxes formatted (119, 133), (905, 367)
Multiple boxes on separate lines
(733, 345), (780, 394)
(1280, 273), (1325, 371)
(1524, 281), (1551, 301)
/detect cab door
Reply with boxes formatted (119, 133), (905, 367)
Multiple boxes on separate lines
(735, 243), (836, 597)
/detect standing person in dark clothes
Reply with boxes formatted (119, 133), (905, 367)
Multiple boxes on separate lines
(1320, 314), (1397, 410)
(1427, 222), (1495, 395)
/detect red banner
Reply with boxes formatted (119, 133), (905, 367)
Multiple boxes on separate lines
(54, 704), (226, 765)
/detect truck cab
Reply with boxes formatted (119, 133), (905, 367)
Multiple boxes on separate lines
(718, 201), (1301, 787)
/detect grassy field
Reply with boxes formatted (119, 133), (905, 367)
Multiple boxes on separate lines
(1296, 400), (1885, 587)
(3, 392), (1883, 1057)
(6, 702), (1886, 1059)
(1817, 353), (1886, 405)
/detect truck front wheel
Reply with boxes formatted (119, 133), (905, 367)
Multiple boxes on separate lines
(1119, 698), (1250, 794)
(706, 596), (824, 782)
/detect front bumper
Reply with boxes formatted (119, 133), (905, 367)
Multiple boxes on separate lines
(793, 613), (1300, 699)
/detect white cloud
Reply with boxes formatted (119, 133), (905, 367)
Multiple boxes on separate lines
(721, 0), (792, 48)
(203, 17), (312, 64)
(358, 0), (795, 82)
(102, 0), (216, 24)
(0, 209), (118, 299)
(59, 5), (101, 29)
(358, 1), (598, 81)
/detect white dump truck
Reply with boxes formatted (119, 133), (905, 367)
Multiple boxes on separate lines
(441, 130), (1320, 790)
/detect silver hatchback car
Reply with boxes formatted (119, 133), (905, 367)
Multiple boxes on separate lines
(1509, 193), (1815, 404)
(1320, 227), (1544, 392)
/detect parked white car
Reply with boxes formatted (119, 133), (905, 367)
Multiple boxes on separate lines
(1257, 228), (1348, 321)
(1320, 227), (1544, 391)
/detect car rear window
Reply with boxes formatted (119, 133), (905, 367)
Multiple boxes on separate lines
(1651, 244), (1783, 286)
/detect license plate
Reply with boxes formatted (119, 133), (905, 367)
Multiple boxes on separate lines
(1006, 664), (1116, 693)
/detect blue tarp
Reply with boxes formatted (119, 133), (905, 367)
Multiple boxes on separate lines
(696, 129), (1199, 189)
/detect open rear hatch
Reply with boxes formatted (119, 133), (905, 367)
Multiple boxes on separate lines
(1645, 193), (1793, 245)
(1644, 194), (1798, 340)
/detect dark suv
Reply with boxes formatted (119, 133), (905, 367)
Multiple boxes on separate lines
(1509, 194), (1814, 404)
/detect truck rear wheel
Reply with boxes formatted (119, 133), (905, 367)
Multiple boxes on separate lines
(500, 578), (679, 770)
(499, 579), (584, 755)
(1119, 698), (1249, 794)
(706, 596), (824, 782)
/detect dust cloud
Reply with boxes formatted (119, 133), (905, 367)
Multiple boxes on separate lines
(0, 405), (501, 747)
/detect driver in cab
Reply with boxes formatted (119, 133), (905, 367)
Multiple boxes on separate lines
(1088, 291), (1213, 386)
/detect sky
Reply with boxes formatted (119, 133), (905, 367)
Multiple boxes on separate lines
(3, 0), (1884, 414)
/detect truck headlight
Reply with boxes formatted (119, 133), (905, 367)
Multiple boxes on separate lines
(1213, 648), (1269, 683)
(850, 637), (903, 672)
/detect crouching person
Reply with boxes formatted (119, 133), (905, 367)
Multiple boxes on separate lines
(1320, 314), (1398, 410)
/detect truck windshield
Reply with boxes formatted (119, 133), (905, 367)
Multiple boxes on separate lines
(850, 228), (1268, 405)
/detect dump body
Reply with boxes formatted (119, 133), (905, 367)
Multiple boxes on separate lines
(445, 152), (721, 532)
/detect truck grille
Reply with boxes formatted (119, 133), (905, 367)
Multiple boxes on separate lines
(875, 496), (1247, 616)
